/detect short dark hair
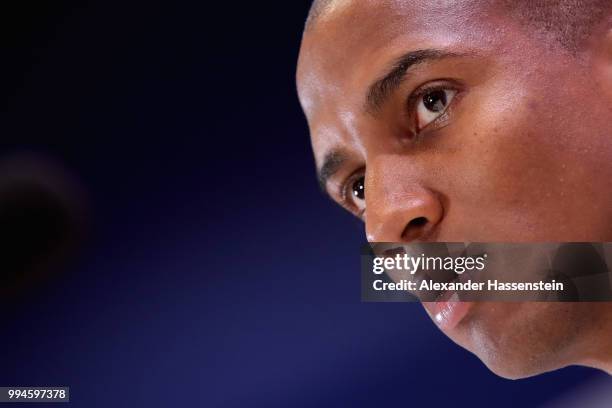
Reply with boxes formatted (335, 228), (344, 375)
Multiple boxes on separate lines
(305, 0), (612, 51)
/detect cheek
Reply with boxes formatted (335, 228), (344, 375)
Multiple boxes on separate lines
(437, 79), (612, 240)
(462, 302), (584, 376)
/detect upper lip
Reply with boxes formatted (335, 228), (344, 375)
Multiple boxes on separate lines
(433, 269), (476, 302)
(432, 273), (463, 303)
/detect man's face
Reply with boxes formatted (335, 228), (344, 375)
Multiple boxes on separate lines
(297, 0), (612, 378)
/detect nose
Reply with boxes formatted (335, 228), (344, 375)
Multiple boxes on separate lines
(365, 164), (444, 243)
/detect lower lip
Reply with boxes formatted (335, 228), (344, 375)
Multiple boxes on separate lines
(426, 297), (473, 331)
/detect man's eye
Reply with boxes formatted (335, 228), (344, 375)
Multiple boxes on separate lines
(344, 175), (366, 216)
(352, 176), (365, 200)
(416, 88), (457, 131)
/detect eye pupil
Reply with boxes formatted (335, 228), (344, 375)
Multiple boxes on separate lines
(352, 177), (365, 200)
(423, 90), (447, 112)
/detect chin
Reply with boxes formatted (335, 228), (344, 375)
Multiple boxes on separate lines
(470, 343), (567, 380)
(451, 302), (589, 379)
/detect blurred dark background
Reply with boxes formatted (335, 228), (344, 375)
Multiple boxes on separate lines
(0, 1), (609, 407)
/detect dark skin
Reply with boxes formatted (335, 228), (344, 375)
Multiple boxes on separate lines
(297, 0), (612, 378)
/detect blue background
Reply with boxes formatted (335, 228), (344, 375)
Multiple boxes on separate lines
(0, 1), (609, 407)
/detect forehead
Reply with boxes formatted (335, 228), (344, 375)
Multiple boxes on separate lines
(296, 0), (503, 163)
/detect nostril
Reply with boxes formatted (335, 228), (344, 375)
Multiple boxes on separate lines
(409, 217), (428, 228)
(402, 216), (429, 241)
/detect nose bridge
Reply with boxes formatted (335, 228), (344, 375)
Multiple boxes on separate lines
(365, 154), (443, 243)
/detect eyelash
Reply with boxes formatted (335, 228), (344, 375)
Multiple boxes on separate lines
(340, 169), (366, 216)
(406, 80), (461, 133)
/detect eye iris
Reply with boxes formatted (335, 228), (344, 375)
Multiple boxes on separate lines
(423, 90), (447, 112)
(352, 177), (365, 200)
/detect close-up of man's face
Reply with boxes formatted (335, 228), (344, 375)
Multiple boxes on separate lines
(297, 0), (612, 379)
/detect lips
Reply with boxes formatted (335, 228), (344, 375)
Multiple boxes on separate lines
(423, 272), (475, 331)
(374, 243), (478, 330)
(425, 297), (474, 331)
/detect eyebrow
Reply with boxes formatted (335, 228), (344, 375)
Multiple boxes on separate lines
(365, 48), (459, 114)
(317, 149), (347, 193)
